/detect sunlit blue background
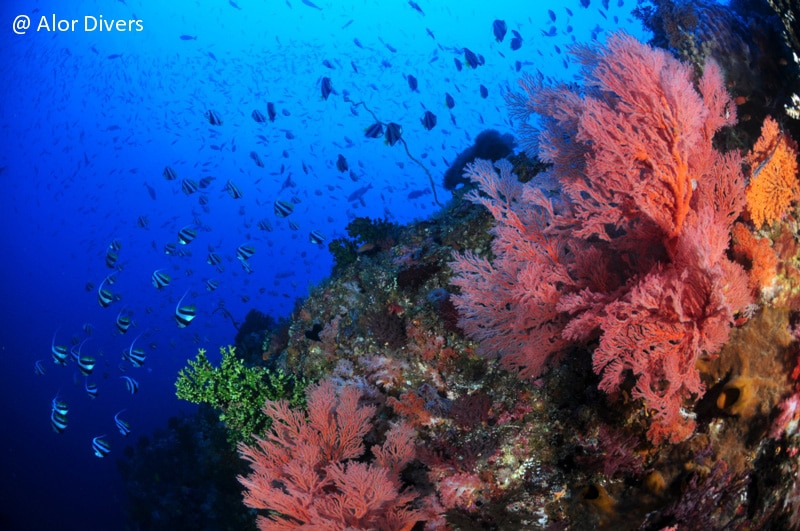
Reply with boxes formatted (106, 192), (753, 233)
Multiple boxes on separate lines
(0, 0), (646, 528)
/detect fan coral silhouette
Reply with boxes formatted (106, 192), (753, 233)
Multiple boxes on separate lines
(451, 32), (752, 444)
(237, 379), (424, 530)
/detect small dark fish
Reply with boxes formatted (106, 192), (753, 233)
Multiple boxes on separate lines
(510, 30), (523, 51)
(205, 110), (223, 125)
(250, 151), (265, 167)
(445, 93), (455, 109)
(364, 122), (383, 138)
(408, 1), (424, 15)
(144, 182), (156, 200)
(453, 57), (462, 71)
(322, 59), (335, 69)
(492, 19), (507, 42)
(180, 35), (197, 41)
(479, 84), (488, 98)
(548, 9), (556, 22)
(107, 54), (122, 59)
(421, 110), (437, 131)
(342, 19), (353, 29)
(407, 74), (418, 92)
(252, 109), (267, 122)
(384, 122), (402, 146)
(336, 154), (348, 172)
(267, 102), (277, 121)
(464, 48), (483, 68)
(301, 0), (322, 9)
(407, 188), (431, 199)
(229, 0), (241, 9)
(580, 0), (590, 7)
(542, 26), (557, 37)
(163, 166), (177, 180)
(426, 27), (435, 39)
(320, 76), (333, 100)
(348, 183), (373, 202)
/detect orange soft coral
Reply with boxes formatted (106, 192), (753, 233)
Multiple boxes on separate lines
(745, 116), (800, 228)
(731, 222), (778, 292)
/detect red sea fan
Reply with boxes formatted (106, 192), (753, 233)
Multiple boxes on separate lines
(452, 32), (750, 443)
(237, 379), (424, 530)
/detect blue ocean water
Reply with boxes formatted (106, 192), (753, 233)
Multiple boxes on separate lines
(0, 0), (648, 529)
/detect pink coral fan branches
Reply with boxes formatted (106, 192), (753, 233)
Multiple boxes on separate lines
(237, 379), (424, 530)
(452, 32), (751, 444)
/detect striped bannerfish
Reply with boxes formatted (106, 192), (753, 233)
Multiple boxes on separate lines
(125, 333), (146, 368)
(288, 220), (300, 231)
(206, 252), (222, 266)
(85, 378), (98, 399)
(78, 355), (95, 376)
(120, 375), (139, 394)
(175, 290), (197, 328)
(198, 176), (216, 189)
(309, 230), (326, 245)
(51, 395), (69, 433)
(225, 179), (243, 199)
(206, 278), (219, 291)
(151, 269), (171, 289)
(236, 244), (255, 261)
(98, 274), (116, 308)
(137, 215), (149, 228)
(181, 179), (199, 195)
(51, 331), (69, 365)
(163, 166), (178, 180)
(178, 226), (197, 245)
(274, 199), (294, 217)
(164, 243), (178, 256)
(70, 338), (89, 364)
(205, 110), (223, 125)
(105, 249), (118, 269)
(251, 109), (267, 123)
(34, 359), (46, 376)
(258, 219), (273, 231)
(116, 309), (132, 334)
(51, 409), (68, 433)
(239, 258), (253, 274)
(91, 435), (111, 458)
(114, 410), (131, 436)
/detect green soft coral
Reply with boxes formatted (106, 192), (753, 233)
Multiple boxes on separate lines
(175, 346), (306, 443)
